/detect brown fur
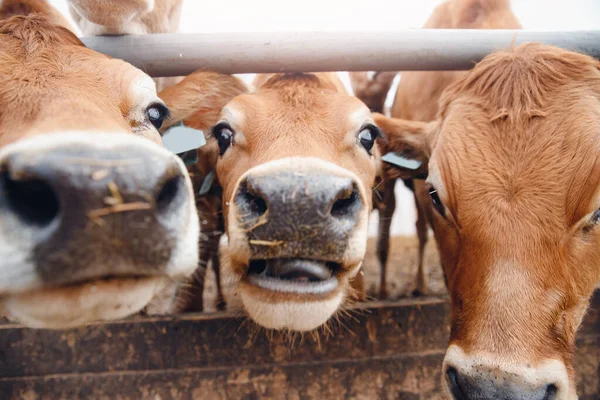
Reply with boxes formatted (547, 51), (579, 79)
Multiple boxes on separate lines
(0, 14), (161, 144)
(0, 0), (75, 31)
(375, 42), (600, 392)
(367, 0), (522, 298)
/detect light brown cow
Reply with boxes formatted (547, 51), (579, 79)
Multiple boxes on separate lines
(374, 42), (600, 400)
(66, 0), (245, 312)
(356, 0), (522, 298)
(0, 12), (203, 328)
(201, 72), (377, 330)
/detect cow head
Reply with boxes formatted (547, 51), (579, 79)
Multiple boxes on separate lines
(375, 43), (600, 400)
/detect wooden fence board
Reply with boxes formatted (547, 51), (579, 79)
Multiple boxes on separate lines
(0, 298), (450, 378)
(0, 292), (597, 399)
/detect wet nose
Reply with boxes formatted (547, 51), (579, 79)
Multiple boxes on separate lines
(446, 367), (559, 400)
(233, 170), (364, 259)
(0, 134), (194, 287)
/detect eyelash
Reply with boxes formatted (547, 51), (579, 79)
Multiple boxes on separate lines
(583, 209), (600, 233)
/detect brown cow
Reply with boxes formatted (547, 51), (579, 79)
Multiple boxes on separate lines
(204, 72), (376, 330)
(374, 43), (600, 400)
(0, 12), (205, 328)
(354, 0), (521, 298)
(66, 0), (245, 312)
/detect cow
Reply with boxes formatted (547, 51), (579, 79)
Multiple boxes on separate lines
(66, 0), (244, 312)
(374, 42), (600, 400)
(191, 72), (377, 331)
(352, 0), (521, 298)
(154, 71), (368, 317)
(0, 9), (205, 328)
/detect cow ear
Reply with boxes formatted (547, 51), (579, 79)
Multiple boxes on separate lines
(158, 71), (248, 133)
(373, 113), (432, 179)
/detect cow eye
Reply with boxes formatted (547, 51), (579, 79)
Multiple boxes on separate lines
(428, 186), (445, 217)
(592, 210), (600, 223)
(358, 124), (380, 154)
(584, 209), (600, 233)
(212, 123), (235, 156)
(146, 104), (169, 130)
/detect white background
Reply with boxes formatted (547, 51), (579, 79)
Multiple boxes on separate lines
(49, 0), (600, 236)
(50, 0), (600, 33)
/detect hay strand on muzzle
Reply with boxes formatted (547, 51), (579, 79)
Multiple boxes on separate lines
(88, 202), (151, 219)
(106, 181), (124, 205)
(248, 239), (284, 247)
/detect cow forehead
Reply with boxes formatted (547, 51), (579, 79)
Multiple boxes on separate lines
(226, 89), (370, 138)
(0, 42), (152, 139)
(433, 93), (600, 232)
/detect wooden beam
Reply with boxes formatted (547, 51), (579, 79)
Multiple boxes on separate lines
(0, 292), (598, 399)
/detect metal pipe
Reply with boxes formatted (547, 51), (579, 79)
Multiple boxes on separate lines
(81, 30), (600, 77)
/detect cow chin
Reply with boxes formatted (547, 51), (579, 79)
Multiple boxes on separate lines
(240, 285), (346, 331)
(2, 276), (168, 329)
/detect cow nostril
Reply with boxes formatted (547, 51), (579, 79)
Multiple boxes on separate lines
(156, 175), (183, 214)
(248, 259), (267, 275)
(236, 181), (268, 218)
(331, 184), (360, 219)
(544, 384), (558, 400)
(446, 367), (468, 400)
(1, 171), (59, 226)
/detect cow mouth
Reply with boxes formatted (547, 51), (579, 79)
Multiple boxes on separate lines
(57, 274), (149, 289)
(245, 258), (340, 294)
(2, 275), (167, 329)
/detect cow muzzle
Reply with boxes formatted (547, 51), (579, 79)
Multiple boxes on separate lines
(0, 132), (199, 328)
(225, 157), (369, 331)
(443, 345), (574, 400)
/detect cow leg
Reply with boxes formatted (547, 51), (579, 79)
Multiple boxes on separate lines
(212, 240), (226, 311)
(349, 267), (366, 301)
(377, 179), (396, 299)
(184, 242), (209, 312)
(413, 189), (429, 297)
